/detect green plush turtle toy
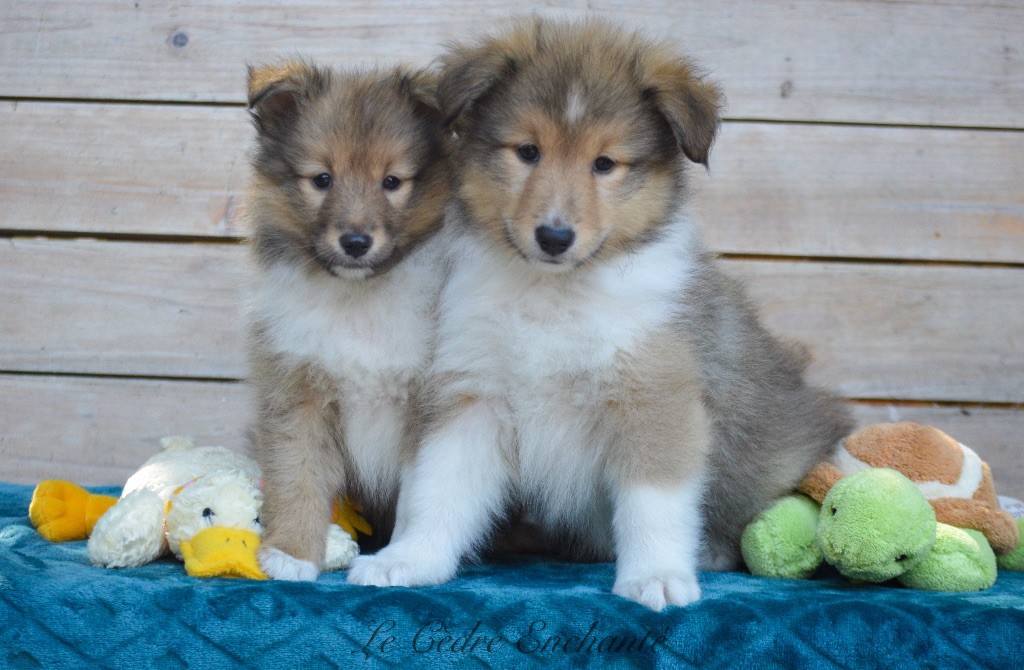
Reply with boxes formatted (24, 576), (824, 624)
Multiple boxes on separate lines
(741, 423), (1024, 591)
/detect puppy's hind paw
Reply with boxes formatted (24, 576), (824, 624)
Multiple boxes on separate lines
(613, 573), (702, 611)
(346, 550), (455, 588)
(258, 546), (320, 582)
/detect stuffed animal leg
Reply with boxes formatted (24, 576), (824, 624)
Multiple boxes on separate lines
(87, 489), (167, 568)
(29, 480), (118, 542)
(998, 518), (1024, 570)
(900, 526), (997, 591)
(741, 494), (822, 579)
(333, 497), (372, 540)
(324, 525), (360, 570)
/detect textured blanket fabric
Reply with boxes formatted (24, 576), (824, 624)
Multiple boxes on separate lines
(1, 483), (1022, 669)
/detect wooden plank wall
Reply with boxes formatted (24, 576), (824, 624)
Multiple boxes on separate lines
(1, 1), (1021, 497)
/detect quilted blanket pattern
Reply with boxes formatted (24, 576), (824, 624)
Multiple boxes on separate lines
(1, 483), (1022, 668)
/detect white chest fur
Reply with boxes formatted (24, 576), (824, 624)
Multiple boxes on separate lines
(248, 239), (444, 491)
(436, 217), (695, 390)
(249, 239), (442, 393)
(433, 217), (697, 533)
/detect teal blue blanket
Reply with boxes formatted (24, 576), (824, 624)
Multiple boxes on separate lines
(2, 483), (1021, 668)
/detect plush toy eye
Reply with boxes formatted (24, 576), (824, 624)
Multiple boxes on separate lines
(896, 554), (909, 562)
(312, 173), (333, 190)
(382, 175), (402, 191)
(254, 516), (261, 525)
(593, 156), (615, 173)
(202, 507), (214, 518)
(830, 506), (837, 516)
(516, 144), (540, 164)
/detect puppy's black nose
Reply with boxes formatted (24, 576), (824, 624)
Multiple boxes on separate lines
(339, 233), (372, 258)
(534, 225), (575, 256)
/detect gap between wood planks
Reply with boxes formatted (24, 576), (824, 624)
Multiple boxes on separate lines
(2, 231), (1022, 271)
(0, 369), (242, 384)
(4, 95), (1024, 134)
(0, 370), (1020, 413)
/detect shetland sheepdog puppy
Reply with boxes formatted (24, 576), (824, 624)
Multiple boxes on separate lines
(244, 61), (449, 580)
(347, 18), (851, 609)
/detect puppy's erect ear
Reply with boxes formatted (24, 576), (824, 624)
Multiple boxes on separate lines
(644, 56), (724, 167)
(246, 61), (327, 134)
(436, 44), (515, 129)
(397, 68), (443, 126)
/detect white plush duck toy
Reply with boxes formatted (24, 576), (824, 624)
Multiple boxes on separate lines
(81, 436), (359, 579)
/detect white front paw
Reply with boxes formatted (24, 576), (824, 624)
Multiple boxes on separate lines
(258, 546), (320, 581)
(613, 572), (702, 611)
(346, 548), (455, 587)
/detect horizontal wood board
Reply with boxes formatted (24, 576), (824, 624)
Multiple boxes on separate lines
(2, 102), (1022, 262)
(1, 239), (1022, 402)
(2, 1), (1022, 127)
(1, 374), (1020, 495)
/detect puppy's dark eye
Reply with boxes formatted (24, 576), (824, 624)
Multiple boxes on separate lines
(311, 173), (332, 190)
(593, 156), (616, 174)
(382, 175), (402, 191)
(516, 144), (540, 164)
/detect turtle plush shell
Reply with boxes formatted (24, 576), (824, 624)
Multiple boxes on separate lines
(800, 423), (1019, 554)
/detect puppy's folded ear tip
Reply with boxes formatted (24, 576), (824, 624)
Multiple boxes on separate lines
(395, 68), (444, 127)
(649, 71), (723, 166)
(683, 141), (716, 169)
(246, 60), (320, 106)
(246, 61), (323, 134)
(436, 34), (521, 129)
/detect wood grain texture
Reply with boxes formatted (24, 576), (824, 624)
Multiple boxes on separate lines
(1, 1), (1022, 127)
(724, 259), (1024, 403)
(1, 239), (1022, 402)
(0, 374), (250, 485)
(3, 101), (1022, 263)
(1, 374), (1019, 495)
(0, 238), (248, 379)
(0, 102), (251, 238)
(698, 123), (1024, 262)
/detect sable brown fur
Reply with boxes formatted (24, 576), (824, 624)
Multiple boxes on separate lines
(245, 60), (449, 568)
(247, 61), (448, 278)
(681, 258), (854, 565)
(437, 17), (723, 269)
(436, 18), (852, 569)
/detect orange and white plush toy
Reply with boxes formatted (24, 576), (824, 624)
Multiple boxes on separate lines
(799, 422), (1019, 554)
(29, 436), (369, 579)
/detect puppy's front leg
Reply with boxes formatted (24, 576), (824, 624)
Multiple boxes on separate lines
(347, 399), (508, 587)
(610, 341), (710, 610)
(255, 376), (344, 582)
(611, 482), (705, 610)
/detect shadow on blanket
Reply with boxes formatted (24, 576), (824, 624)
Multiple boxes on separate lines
(2, 483), (1022, 668)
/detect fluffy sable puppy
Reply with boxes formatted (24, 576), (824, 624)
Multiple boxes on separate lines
(347, 19), (851, 609)
(245, 61), (449, 580)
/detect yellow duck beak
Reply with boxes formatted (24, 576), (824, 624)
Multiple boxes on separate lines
(179, 527), (267, 580)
